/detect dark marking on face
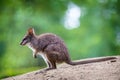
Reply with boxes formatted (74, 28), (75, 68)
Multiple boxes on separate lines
(20, 35), (32, 45)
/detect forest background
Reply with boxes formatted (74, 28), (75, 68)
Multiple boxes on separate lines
(0, 0), (120, 79)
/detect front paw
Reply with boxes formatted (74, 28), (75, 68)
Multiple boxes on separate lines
(33, 54), (37, 58)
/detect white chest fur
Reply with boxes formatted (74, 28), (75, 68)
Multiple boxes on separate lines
(27, 44), (49, 67)
(27, 44), (36, 52)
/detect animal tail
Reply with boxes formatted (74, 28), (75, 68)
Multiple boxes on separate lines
(66, 56), (117, 65)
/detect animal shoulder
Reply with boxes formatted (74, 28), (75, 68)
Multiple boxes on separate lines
(38, 33), (62, 40)
(39, 33), (56, 36)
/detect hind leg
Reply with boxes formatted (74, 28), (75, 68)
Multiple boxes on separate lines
(35, 60), (56, 74)
(45, 61), (56, 71)
(45, 54), (57, 71)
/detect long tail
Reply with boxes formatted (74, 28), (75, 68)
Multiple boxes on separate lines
(66, 56), (117, 65)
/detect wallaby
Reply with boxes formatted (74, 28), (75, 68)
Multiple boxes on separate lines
(20, 28), (117, 71)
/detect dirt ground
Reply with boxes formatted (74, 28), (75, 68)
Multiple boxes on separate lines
(3, 56), (120, 80)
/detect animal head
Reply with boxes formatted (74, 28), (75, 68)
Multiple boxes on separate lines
(20, 28), (35, 45)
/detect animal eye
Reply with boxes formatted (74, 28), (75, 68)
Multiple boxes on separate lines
(23, 37), (27, 40)
(28, 35), (32, 39)
(23, 36), (31, 41)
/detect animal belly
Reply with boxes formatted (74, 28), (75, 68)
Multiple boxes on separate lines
(38, 52), (49, 66)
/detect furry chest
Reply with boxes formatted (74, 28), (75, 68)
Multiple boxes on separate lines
(27, 44), (49, 65)
(27, 44), (36, 52)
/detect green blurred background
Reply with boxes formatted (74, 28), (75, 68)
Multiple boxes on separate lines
(0, 0), (120, 79)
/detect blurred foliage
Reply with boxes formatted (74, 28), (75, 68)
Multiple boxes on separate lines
(0, 0), (120, 79)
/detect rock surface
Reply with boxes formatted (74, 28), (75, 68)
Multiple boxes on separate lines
(3, 56), (120, 80)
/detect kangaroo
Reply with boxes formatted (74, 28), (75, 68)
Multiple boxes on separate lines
(20, 28), (117, 71)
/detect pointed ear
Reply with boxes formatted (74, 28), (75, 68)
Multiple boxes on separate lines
(27, 28), (35, 35)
